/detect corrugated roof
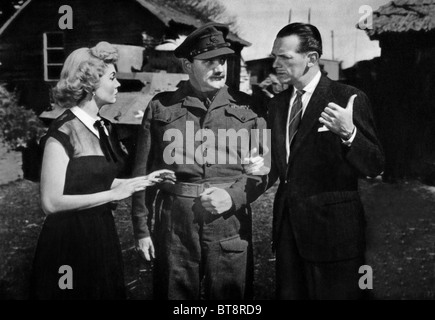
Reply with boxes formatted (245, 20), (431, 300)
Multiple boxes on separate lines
(363, 0), (435, 38)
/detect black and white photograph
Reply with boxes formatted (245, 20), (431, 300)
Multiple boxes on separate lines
(0, 0), (434, 305)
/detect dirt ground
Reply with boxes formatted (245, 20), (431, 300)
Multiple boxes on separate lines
(0, 176), (433, 300)
(0, 145), (22, 185)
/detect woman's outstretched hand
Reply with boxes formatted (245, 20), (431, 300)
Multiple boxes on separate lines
(110, 176), (156, 201)
(146, 169), (176, 184)
(110, 170), (175, 201)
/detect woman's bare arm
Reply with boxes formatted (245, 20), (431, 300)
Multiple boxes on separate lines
(40, 137), (152, 215)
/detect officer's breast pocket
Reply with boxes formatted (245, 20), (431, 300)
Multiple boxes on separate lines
(152, 109), (188, 158)
(224, 107), (257, 132)
(153, 108), (188, 134)
(223, 107), (258, 161)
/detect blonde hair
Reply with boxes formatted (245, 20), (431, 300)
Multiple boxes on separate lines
(52, 41), (119, 108)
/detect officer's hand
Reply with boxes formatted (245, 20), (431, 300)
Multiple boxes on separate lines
(136, 236), (155, 261)
(319, 94), (357, 140)
(199, 187), (233, 215)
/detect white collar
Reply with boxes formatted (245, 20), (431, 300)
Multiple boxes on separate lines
(70, 106), (101, 138)
(300, 70), (322, 95)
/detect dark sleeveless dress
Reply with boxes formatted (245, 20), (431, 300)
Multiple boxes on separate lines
(30, 110), (127, 300)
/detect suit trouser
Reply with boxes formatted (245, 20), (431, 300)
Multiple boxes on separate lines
(276, 213), (366, 300)
(152, 191), (253, 300)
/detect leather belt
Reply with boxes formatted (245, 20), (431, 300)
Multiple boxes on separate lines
(159, 181), (234, 198)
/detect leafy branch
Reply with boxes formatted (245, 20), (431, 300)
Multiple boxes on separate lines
(0, 85), (46, 151)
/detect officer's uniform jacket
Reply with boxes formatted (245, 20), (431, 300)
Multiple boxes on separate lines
(131, 81), (267, 240)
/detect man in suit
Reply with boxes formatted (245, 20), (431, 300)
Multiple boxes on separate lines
(265, 23), (384, 299)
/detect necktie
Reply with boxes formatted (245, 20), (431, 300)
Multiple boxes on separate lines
(288, 90), (305, 153)
(94, 119), (117, 163)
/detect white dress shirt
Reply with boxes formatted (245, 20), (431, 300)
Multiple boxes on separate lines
(286, 71), (322, 161)
(285, 71), (356, 162)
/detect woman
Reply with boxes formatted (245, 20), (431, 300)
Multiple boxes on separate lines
(30, 41), (173, 299)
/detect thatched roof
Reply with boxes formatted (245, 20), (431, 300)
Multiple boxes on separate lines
(135, 0), (251, 46)
(1, 0), (250, 47)
(0, 0), (32, 37)
(136, 0), (203, 28)
(364, 0), (435, 39)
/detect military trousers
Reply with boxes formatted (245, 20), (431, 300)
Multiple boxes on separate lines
(152, 190), (253, 300)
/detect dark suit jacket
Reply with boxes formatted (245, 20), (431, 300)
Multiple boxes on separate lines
(267, 75), (384, 262)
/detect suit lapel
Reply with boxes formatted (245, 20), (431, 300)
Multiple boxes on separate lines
(288, 76), (333, 164)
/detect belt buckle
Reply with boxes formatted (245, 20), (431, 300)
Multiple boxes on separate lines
(184, 184), (198, 197)
(183, 183), (204, 197)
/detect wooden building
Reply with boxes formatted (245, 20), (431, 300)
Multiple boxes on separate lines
(0, 0), (250, 179)
(0, 0), (250, 116)
(361, 0), (435, 182)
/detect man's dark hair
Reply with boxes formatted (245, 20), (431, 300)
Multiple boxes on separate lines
(276, 23), (323, 57)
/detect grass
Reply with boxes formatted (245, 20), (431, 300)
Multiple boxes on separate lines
(0, 178), (434, 300)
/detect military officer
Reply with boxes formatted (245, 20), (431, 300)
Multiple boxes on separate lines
(131, 22), (267, 300)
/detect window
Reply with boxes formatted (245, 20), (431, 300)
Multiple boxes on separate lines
(43, 32), (64, 81)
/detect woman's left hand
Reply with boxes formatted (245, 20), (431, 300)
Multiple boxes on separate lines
(146, 169), (176, 184)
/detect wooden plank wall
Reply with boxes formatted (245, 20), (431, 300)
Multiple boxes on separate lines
(0, 0), (246, 114)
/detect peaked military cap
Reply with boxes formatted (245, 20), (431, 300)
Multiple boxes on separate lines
(174, 22), (235, 60)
